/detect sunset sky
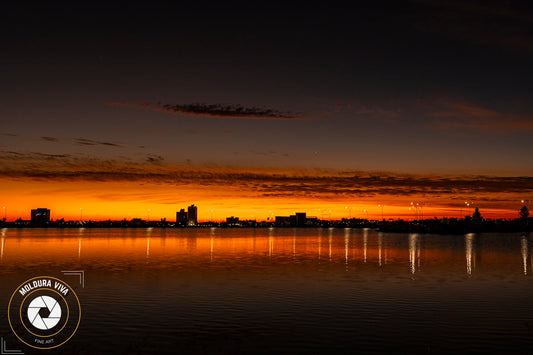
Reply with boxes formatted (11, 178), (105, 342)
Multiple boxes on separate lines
(1, 1), (532, 221)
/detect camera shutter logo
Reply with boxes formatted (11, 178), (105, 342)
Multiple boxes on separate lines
(27, 295), (62, 330)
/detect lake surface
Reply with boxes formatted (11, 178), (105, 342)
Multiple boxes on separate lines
(1, 228), (533, 353)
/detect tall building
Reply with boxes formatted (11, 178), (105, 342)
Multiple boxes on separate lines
(31, 208), (50, 225)
(295, 212), (307, 227)
(176, 209), (188, 226)
(187, 204), (197, 226)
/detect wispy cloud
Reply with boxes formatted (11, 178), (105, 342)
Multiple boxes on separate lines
(32, 152), (70, 158)
(424, 97), (533, 132)
(0, 152), (531, 205)
(41, 136), (60, 142)
(106, 101), (301, 120)
(325, 96), (533, 133)
(146, 154), (164, 164)
(75, 138), (123, 147)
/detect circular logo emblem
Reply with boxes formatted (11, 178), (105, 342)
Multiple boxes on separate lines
(8, 276), (81, 350)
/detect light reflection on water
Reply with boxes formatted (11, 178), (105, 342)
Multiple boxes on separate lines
(0, 228), (532, 353)
(466, 233), (475, 276)
(522, 235), (529, 276)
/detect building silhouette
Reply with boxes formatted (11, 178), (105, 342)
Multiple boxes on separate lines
(187, 204), (197, 226)
(276, 212), (307, 227)
(176, 209), (187, 226)
(226, 216), (239, 226)
(31, 208), (50, 225)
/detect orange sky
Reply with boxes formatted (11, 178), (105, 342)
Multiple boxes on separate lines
(0, 165), (529, 221)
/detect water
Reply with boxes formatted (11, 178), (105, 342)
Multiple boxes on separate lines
(1, 228), (533, 353)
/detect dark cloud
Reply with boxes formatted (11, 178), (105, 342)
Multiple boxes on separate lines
(106, 101), (300, 120)
(2, 151), (23, 156)
(0, 151), (69, 159)
(32, 153), (69, 158)
(41, 136), (59, 142)
(75, 138), (123, 147)
(146, 155), (164, 164)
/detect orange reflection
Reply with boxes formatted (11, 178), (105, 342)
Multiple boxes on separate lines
(0, 229), (527, 277)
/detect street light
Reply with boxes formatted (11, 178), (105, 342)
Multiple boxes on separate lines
(410, 202), (417, 220)
(460, 201), (471, 218)
(417, 202), (424, 220)
(410, 202), (424, 220)
(409, 207), (416, 221)
(378, 204), (384, 220)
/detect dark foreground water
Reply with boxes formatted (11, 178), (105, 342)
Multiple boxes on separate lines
(1, 228), (533, 354)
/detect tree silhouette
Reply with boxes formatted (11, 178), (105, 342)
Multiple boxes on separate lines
(472, 207), (482, 222)
(520, 205), (530, 220)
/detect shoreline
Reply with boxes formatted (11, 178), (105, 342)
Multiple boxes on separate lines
(1, 219), (530, 235)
